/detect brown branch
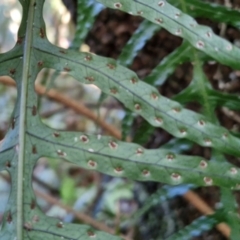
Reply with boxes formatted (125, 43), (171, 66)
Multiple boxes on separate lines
(35, 189), (132, 240)
(0, 76), (121, 139)
(183, 191), (230, 238)
(221, 107), (240, 125)
(0, 76), (16, 87)
(36, 85), (122, 139)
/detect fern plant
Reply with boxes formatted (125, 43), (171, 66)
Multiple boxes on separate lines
(0, 0), (240, 239)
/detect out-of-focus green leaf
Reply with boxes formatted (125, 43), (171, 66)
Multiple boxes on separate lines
(166, 215), (217, 240)
(144, 41), (192, 86)
(228, 212), (240, 239)
(174, 87), (240, 111)
(131, 184), (192, 225)
(61, 176), (76, 205)
(169, 0), (240, 29)
(121, 109), (135, 141)
(118, 20), (160, 67)
(132, 120), (155, 145)
(162, 138), (193, 153)
(71, 0), (104, 49)
(220, 187), (240, 239)
(104, 180), (134, 214)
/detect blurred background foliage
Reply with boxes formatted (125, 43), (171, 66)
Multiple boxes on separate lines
(0, 0), (240, 239)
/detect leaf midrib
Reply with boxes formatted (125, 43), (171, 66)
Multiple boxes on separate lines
(17, 0), (35, 238)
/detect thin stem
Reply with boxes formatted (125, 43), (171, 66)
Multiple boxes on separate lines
(0, 76), (122, 139)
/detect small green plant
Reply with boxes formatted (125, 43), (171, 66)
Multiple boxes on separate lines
(0, 0), (240, 239)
